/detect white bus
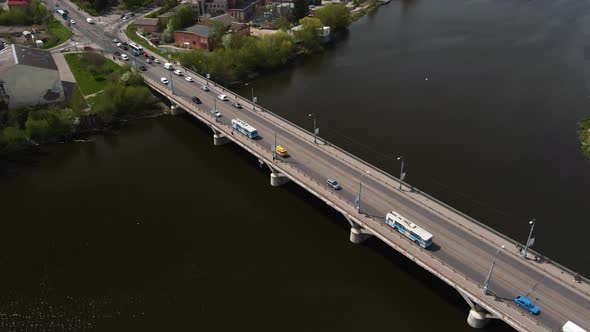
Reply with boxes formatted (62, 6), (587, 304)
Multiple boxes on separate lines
(385, 211), (433, 248)
(129, 42), (143, 56)
(231, 118), (258, 139)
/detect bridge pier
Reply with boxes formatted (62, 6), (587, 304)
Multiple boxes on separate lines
(345, 217), (373, 244)
(213, 133), (229, 146)
(467, 308), (489, 328)
(169, 103), (185, 115)
(270, 171), (290, 187)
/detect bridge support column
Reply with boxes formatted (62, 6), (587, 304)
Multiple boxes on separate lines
(345, 217), (372, 244)
(467, 309), (489, 329)
(169, 103), (185, 115)
(270, 171), (290, 187)
(213, 133), (229, 146)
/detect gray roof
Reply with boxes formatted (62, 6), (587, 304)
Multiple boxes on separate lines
(0, 44), (57, 72)
(135, 17), (159, 26)
(210, 13), (232, 27)
(179, 24), (211, 37)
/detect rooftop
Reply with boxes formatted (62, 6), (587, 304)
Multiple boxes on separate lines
(209, 13), (232, 27)
(134, 18), (159, 26)
(178, 24), (211, 37)
(230, 0), (257, 10)
(0, 44), (58, 73)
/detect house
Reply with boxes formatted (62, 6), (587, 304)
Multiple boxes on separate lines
(290, 24), (331, 43)
(226, 0), (259, 23)
(174, 24), (213, 50)
(134, 18), (160, 33)
(229, 22), (250, 36)
(8, 0), (29, 7)
(0, 45), (65, 109)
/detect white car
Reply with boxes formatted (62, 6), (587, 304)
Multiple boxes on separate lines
(201, 85), (209, 91)
(154, 59), (160, 64)
(112, 38), (119, 43)
(218, 94), (228, 101)
(69, 19), (75, 24)
(213, 110), (222, 118)
(161, 77), (169, 84)
(116, 42), (122, 47)
(173, 69), (183, 76)
(120, 54), (129, 61)
(185, 76), (193, 82)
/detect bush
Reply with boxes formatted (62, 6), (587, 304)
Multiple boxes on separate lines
(314, 3), (351, 30)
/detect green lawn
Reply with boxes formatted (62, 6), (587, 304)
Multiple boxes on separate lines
(64, 53), (123, 95)
(125, 24), (178, 60)
(42, 19), (73, 49)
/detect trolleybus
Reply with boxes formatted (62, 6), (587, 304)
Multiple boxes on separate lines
(231, 118), (258, 139)
(385, 211), (433, 248)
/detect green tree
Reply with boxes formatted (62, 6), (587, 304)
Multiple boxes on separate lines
(163, 0), (179, 10)
(208, 20), (226, 47)
(277, 16), (291, 31)
(175, 5), (195, 29)
(1, 127), (27, 152)
(298, 17), (322, 52)
(314, 3), (351, 30)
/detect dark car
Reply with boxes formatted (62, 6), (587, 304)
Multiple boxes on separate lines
(122, 46), (128, 50)
(191, 96), (202, 104)
(122, 41), (128, 46)
(139, 65), (147, 71)
(231, 102), (242, 109)
(114, 51), (121, 56)
(148, 55), (155, 60)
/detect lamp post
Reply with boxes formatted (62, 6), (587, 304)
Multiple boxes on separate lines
(522, 219), (536, 259)
(308, 113), (317, 144)
(397, 155), (405, 190)
(483, 245), (505, 295)
(354, 179), (362, 213)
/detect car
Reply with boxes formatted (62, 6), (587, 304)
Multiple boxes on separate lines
(120, 14), (126, 19)
(83, 46), (93, 51)
(122, 46), (128, 50)
(114, 51), (121, 56)
(231, 102), (242, 109)
(69, 19), (75, 24)
(116, 42), (122, 47)
(185, 76), (193, 82)
(143, 52), (148, 58)
(218, 94), (228, 101)
(326, 179), (342, 190)
(120, 54), (129, 61)
(112, 38), (119, 43)
(122, 15), (128, 20)
(63, 9), (68, 14)
(138, 65), (147, 71)
(201, 85), (209, 91)
(161, 77), (169, 84)
(514, 296), (540, 315)
(275, 145), (288, 157)
(59, 47), (69, 52)
(148, 55), (155, 60)
(146, 58), (152, 64)
(213, 110), (222, 118)
(173, 69), (183, 76)
(154, 59), (161, 64)
(191, 96), (201, 104)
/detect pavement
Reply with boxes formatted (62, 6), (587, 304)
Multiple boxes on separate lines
(51, 51), (76, 82)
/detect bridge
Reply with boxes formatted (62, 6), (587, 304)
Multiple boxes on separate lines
(55, 2), (590, 330)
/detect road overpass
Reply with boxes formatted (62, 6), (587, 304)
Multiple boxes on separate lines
(53, 3), (590, 330)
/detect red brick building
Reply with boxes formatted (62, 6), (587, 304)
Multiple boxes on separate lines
(174, 24), (213, 51)
(8, 0), (29, 7)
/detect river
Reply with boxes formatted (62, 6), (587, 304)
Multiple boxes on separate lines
(1, 0), (589, 330)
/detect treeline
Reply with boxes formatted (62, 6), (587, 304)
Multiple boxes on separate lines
(178, 31), (296, 83)
(0, 0), (47, 25)
(0, 67), (158, 155)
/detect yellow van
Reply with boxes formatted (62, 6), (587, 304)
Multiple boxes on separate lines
(276, 145), (288, 157)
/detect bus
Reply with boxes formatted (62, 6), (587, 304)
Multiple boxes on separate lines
(385, 211), (433, 249)
(231, 118), (258, 139)
(128, 42), (143, 56)
(56, 9), (67, 19)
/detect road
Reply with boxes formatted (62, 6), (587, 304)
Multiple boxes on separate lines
(51, 2), (590, 330)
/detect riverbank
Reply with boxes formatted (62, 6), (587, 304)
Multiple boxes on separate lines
(578, 118), (590, 159)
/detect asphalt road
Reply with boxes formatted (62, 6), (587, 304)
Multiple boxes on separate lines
(51, 3), (590, 329)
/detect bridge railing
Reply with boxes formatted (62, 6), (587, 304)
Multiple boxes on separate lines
(145, 76), (552, 331)
(146, 69), (589, 289)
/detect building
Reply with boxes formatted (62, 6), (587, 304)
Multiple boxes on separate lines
(134, 18), (160, 33)
(0, 45), (65, 109)
(7, 0), (29, 7)
(205, 0), (228, 16)
(0, 0), (9, 11)
(202, 12), (232, 28)
(174, 24), (212, 50)
(229, 22), (250, 36)
(227, 0), (259, 22)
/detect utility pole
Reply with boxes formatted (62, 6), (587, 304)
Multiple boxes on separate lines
(274, 132), (277, 161)
(308, 113), (317, 144)
(522, 219), (536, 259)
(397, 155), (405, 190)
(355, 181), (362, 213)
(483, 245), (505, 295)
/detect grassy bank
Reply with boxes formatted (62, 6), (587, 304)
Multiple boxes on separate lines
(42, 19), (73, 49)
(125, 24), (178, 60)
(64, 53), (125, 95)
(578, 118), (590, 159)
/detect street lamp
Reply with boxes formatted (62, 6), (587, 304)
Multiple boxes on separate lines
(483, 245), (505, 295)
(522, 219), (536, 259)
(397, 155), (406, 190)
(308, 113), (317, 144)
(353, 178), (363, 213)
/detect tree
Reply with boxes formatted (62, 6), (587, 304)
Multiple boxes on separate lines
(314, 3), (351, 30)
(298, 17), (322, 52)
(277, 16), (291, 31)
(293, 0), (309, 20)
(208, 20), (226, 48)
(175, 5), (195, 29)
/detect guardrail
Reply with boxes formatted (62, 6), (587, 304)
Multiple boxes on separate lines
(144, 75), (553, 331)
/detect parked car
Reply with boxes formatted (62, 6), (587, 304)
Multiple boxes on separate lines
(173, 69), (183, 76)
(120, 54), (129, 61)
(146, 58), (152, 64)
(213, 110), (222, 118)
(138, 65), (147, 71)
(122, 46), (128, 50)
(191, 96), (201, 104)
(148, 55), (155, 60)
(201, 85), (209, 92)
(116, 42), (122, 47)
(185, 76), (193, 82)
(114, 51), (121, 56)
(122, 41), (128, 46)
(514, 296), (540, 315)
(231, 102), (242, 109)
(161, 77), (169, 84)
(59, 47), (70, 52)
(218, 94), (228, 101)
(275, 145), (288, 157)
(326, 179), (342, 190)
(112, 38), (119, 43)
(69, 19), (75, 24)
(154, 59), (160, 64)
